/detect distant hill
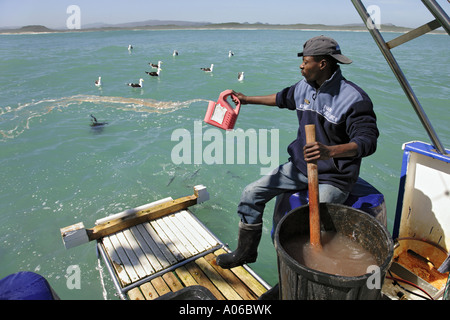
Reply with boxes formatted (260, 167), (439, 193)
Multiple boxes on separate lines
(0, 20), (444, 34)
(2, 25), (53, 33)
(82, 19), (211, 29)
(79, 20), (414, 32)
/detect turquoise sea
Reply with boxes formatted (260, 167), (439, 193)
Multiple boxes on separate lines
(0, 29), (449, 299)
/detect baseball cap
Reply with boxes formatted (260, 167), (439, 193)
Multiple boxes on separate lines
(297, 35), (352, 64)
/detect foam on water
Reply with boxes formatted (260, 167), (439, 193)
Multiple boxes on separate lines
(0, 95), (205, 140)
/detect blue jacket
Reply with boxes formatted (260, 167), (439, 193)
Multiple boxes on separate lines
(276, 68), (379, 192)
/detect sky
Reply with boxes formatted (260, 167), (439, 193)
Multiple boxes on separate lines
(0, 0), (448, 29)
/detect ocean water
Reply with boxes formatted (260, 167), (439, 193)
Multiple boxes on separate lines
(0, 29), (448, 300)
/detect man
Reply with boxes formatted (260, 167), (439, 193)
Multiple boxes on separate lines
(216, 35), (379, 269)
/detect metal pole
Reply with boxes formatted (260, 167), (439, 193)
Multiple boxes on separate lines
(96, 241), (127, 300)
(351, 0), (448, 155)
(421, 0), (450, 35)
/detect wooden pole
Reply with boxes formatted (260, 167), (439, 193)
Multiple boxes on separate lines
(87, 195), (198, 241)
(305, 125), (321, 248)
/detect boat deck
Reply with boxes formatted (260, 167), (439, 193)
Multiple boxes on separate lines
(96, 208), (270, 300)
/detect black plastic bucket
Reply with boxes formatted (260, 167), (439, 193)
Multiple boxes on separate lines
(274, 203), (393, 300)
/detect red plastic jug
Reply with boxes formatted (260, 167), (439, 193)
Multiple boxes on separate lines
(204, 90), (241, 130)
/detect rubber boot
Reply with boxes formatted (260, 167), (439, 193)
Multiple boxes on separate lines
(216, 221), (262, 269)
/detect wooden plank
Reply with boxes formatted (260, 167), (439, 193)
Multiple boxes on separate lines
(116, 231), (147, 279)
(214, 249), (267, 297)
(136, 223), (173, 268)
(386, 19), (441, 49)
(101, 236), (131, 286)
(139, 282), (159, 300)
(230, 266), (267, 297)
(151, 276), (171, 297)
(178, 210), (219, 247)
(195, 257), (242, 300)
(162, 272), (184, 292)
(163, 215), (199, 256)
(141, 221), (178, 265)
(122, 228), (154, 276)
(88, 195), (199, 241)
(151, 219), (184, 261)
(203, 253), (257, 300)
(185, 261), (225, 300)
(175, 266), (199, 287)
(170, 212), (209, 252)
(95, 197), (173, 225)
(108, 234), (140, 283)
(130, 225), (164, 272)
(127, 287), (145, 300)
(155, 216), (193, 259)
(61, 185), (209, 248)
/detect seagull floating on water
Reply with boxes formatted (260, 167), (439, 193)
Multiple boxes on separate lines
(201, 64), (214, 72)
(228, 50), (234, 58)
(127, 78), (144, 88)
(238, 72), (245, 81)
(146, 67), (161, 77)
(149, 61), (162, 69)
(173, 50), (178, 56)
(94, 76), (102, 87)
(128, 45), (133, 51)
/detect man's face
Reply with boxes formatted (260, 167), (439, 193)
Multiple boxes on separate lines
(300, 56), (322, 83)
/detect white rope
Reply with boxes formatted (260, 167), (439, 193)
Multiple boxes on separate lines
(96, 256), (108, 300)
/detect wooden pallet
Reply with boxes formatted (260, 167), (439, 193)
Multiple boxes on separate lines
(127, 249), (268, 300)
(98, 209), (269, 300)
